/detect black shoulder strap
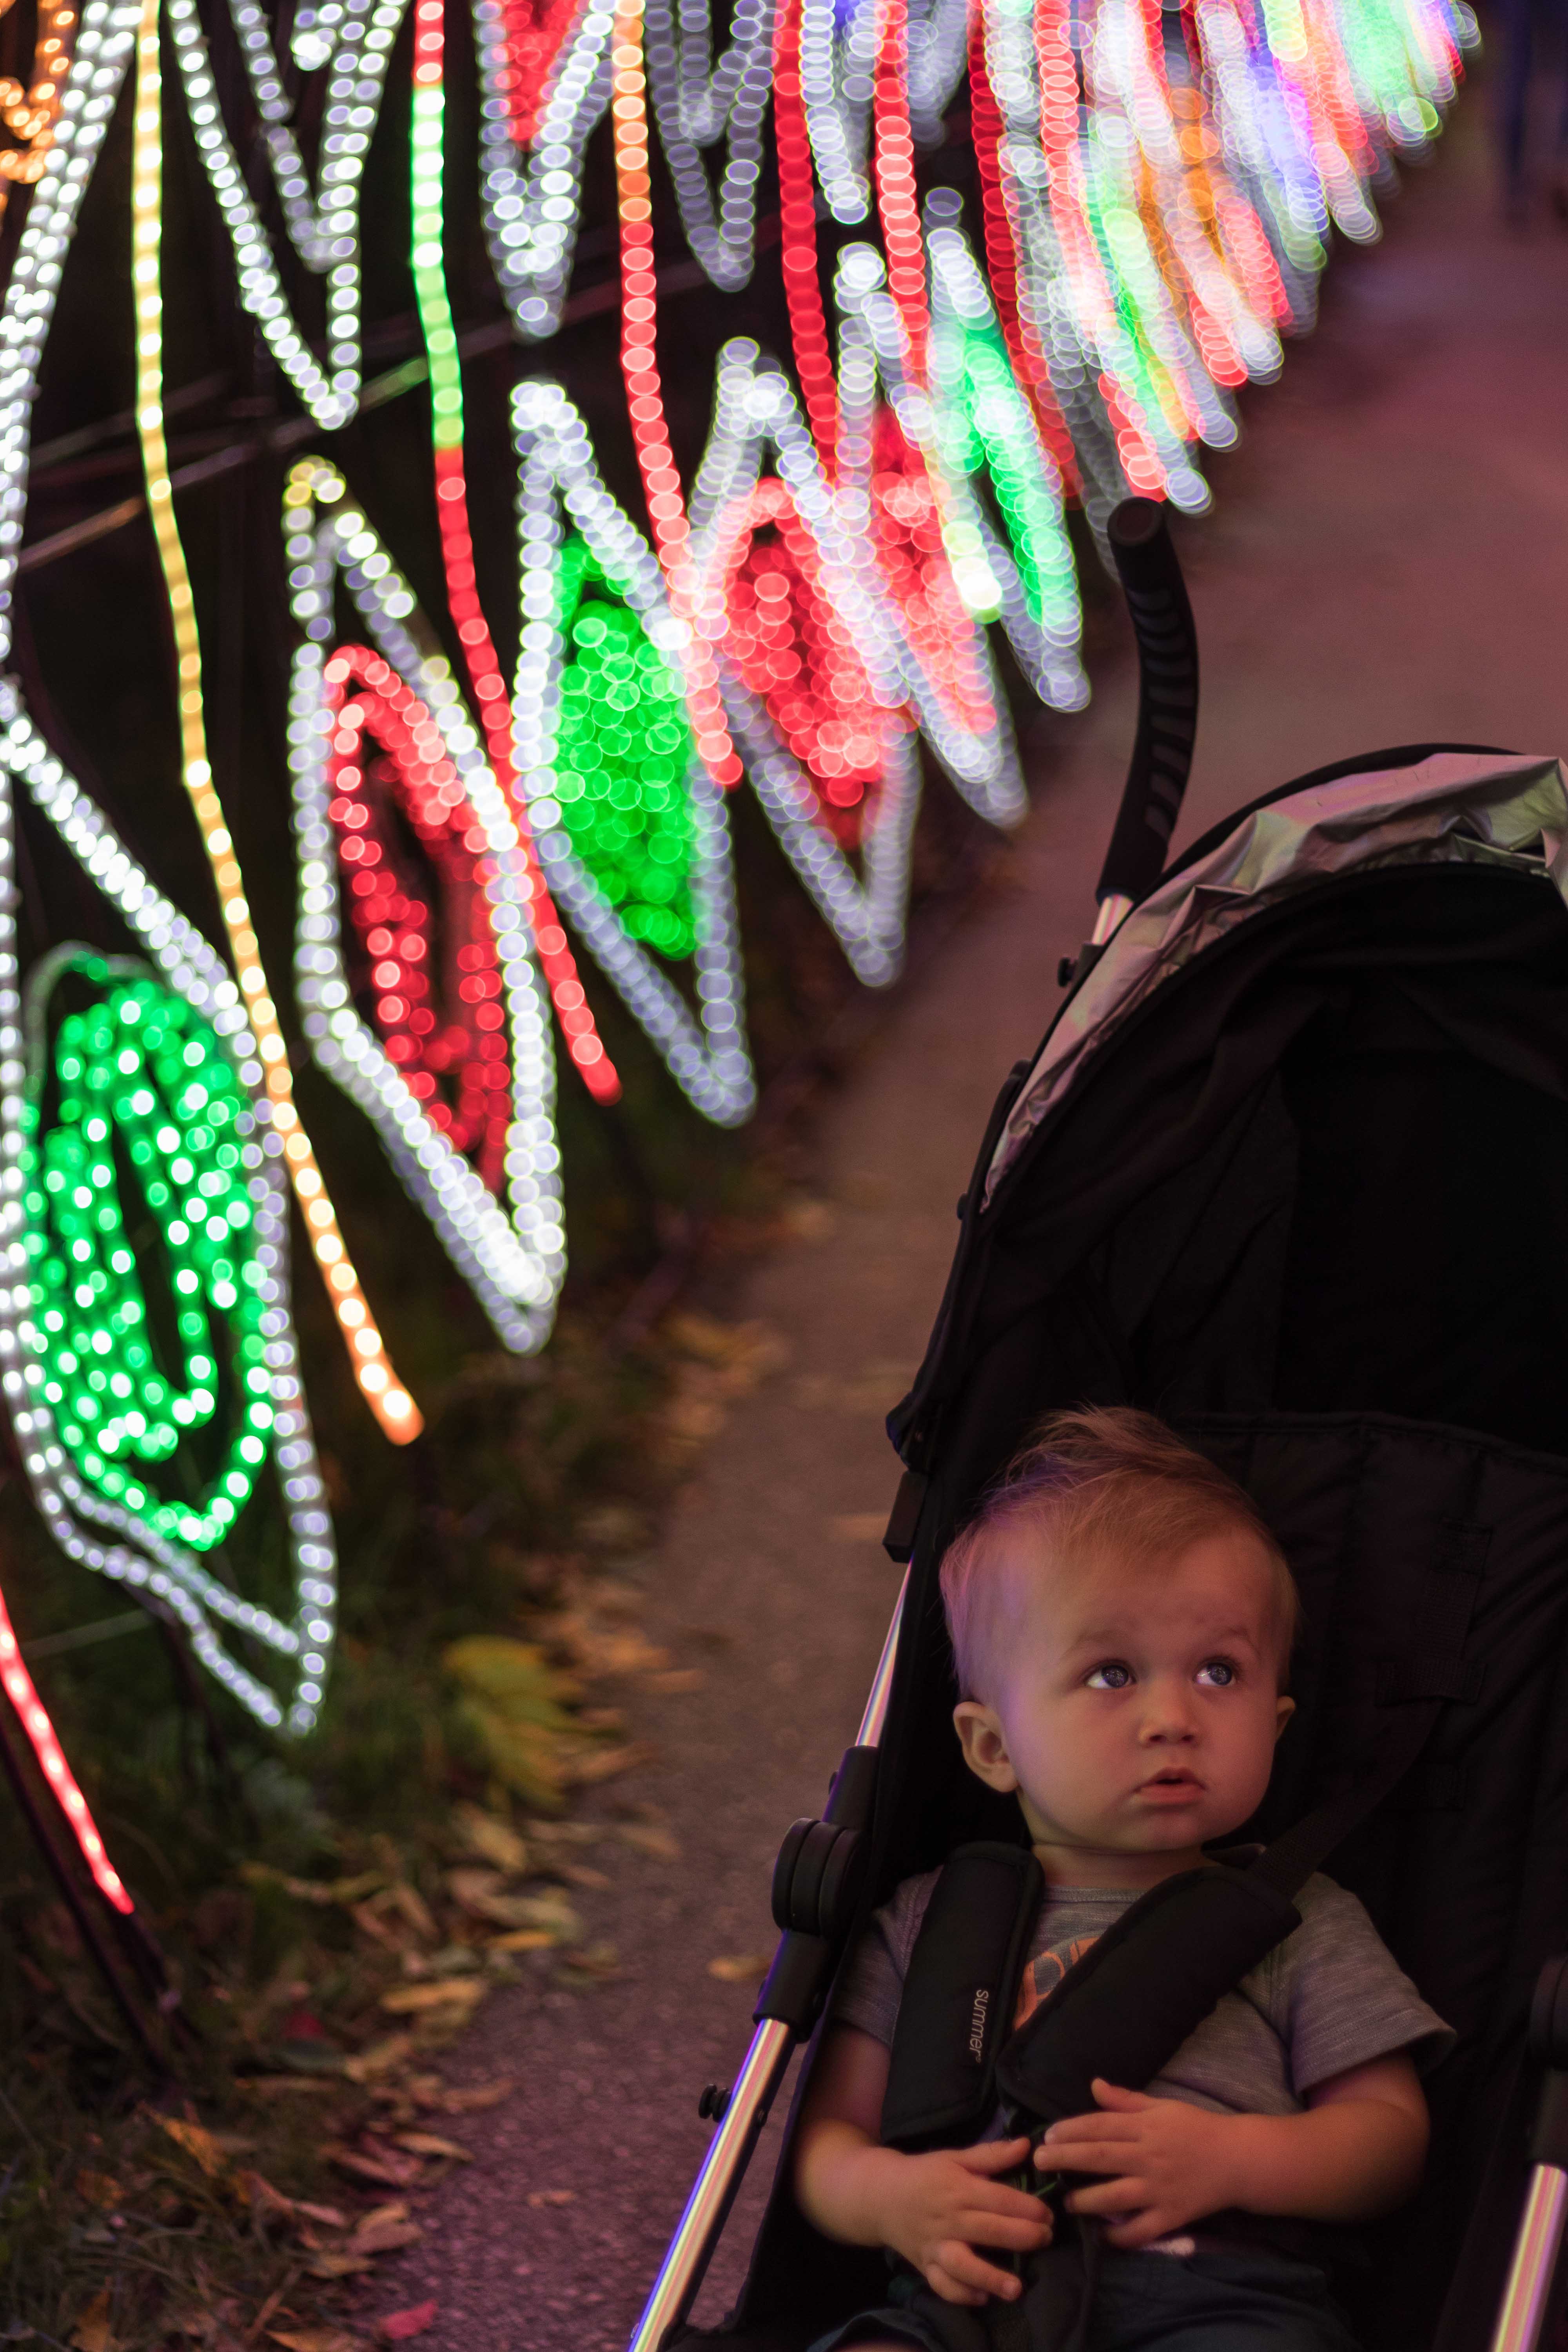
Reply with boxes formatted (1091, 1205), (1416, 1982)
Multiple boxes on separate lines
(880, 1842), (1044, 2152)
(880, 1693), (1443, 2151)
(997, 1692), (1443, 2133)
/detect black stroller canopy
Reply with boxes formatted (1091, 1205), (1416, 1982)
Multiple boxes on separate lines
(684, 748), (1568, 2352)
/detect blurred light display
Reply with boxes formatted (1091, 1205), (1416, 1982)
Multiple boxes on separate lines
(0, 0), (1464, 1764)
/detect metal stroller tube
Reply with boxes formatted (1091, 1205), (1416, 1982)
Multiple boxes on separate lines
(1488, 2166), (1568, 2352)
(627, 1573), (911, 2352)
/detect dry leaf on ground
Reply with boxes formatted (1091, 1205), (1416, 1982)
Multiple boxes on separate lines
(242, 1865), (387, 1908)
(392, 2132), (471, 2162)
(485, 1928), (553, 1954)
(326, 2143), (423, 2190)
(372, 2304), (438, 2343)
(153, 2117), (228, 2176)
(707, 1954), (771, 1984)
(351, 2203), (425, 2256)
(527, 2189), (575, 2207)
(69, 2292), (118, 2352)
(617, 1820), (681, 1860)
(450, 1803), (529, 1875)
(238, 2171), (297, 2225)
(424, 2077), (515, 2113)
(343, 2034), (414, 2083)
(561, 1740), (653, 1789)
(74, 2171), (121, 2208)
(379, 1979), (485, 2016)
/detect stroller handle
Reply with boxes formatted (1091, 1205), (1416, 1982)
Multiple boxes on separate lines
(1094, 497), (1200, 913)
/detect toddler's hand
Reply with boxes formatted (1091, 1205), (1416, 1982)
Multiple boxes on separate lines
(878, 2134), (1053, 2305)
(1040, 2079), (1240, 2250)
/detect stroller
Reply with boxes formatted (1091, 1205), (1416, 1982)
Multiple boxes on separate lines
(631, 502), (1568, 2352)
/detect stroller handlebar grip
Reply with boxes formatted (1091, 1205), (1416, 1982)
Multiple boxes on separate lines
(1094, 497), (1200, 916)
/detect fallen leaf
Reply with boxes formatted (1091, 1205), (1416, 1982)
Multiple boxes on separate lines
(349, 1903), (406, 1955)
(234, 2076), (342, 2098)
(302, 2252), (374, 2280)
(485, 1928), (553, 1954)
(527, 2189), (575, 2207)
(153, 2116), (228, 2176)
(242, 1864), (387, 1908)
(392, 2132), (470, 2162)
(74, 2170), (121, 2207)
(372, 2305), (437, 2344)
(238, 2171), (296, 2225)
(561, 1741), (654, 1789)
(558, 1864), (612, 1890)
(351, 2203), (425, 2257)
(616, 1821), (681, 1861)
(379, 1979), (486, 2015)
(267, 2332), (360, 2352)
(449, 1803), (529, 1875)
(707, 1953), (771, 1984)
(425, 2078), (515, 2113)
(294, 2200), (348, 2227)
(326, 2143), (423, 2189)
(558, 1940), (619, 1982)
(69, 2292), (118, 2352)
(343, 2034), (414, 2083)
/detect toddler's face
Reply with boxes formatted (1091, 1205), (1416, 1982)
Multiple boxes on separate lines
(953, 1525), (1294, 1886)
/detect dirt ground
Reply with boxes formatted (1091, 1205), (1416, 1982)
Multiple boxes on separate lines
(377, 70), (1568, 2351)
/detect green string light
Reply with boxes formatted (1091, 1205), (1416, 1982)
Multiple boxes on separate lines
(20, 956), (274, 1551)
(552, 535), (698, 960)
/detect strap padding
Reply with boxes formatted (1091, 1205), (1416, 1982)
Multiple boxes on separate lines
(995, 1865), (1302, 2132)
(881, 1842), (1044, 2151)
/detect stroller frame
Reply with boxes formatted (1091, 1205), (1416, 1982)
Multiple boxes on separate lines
(630, 506), (1568, 2352)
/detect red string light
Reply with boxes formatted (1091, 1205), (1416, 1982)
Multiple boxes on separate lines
(872, 0), (928, 379)
(493, 0), (579, 144)
(967, 9), (1080, 495)
(0, 1585), (134, 1914)
(324, 646), (514, 1192)
(610, 0), (742, 786)
(774, 0), (839, 478)
(716, 477), (897, 845)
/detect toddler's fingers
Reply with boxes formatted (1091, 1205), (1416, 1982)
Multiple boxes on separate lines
(958, 2203), (1051, 2252)
(1102, 2212), (1178, 2250)
(955, 2136), (1033, 2174)
(925, 2261), (987, 2308)
(1091, 2079), (1156, 2112)
(1064, 2175), (1148, 2218)
(933, 2242), (1025, 2303)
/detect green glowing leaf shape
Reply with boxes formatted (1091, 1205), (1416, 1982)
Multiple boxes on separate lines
(20, 957), (274, 1552)
(554, 535), (698, 961)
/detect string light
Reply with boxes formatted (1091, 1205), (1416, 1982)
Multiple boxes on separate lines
(774, 0), (838, 477)
(21, 956), (274, 1551)
(411, 0), (621, 1099)
(321, 657), (514, 1185)
(284, 459), (568, 1354)
(512, 377), (755, 1125)
(474, 0), (615, 338)
(871, 0), (927, 377)
(0, 0), (78, 218)
(488, 0), (580, 142)
(166, 0), (405, 429)
(608, 0), (742, 786)
(642, 0), (774, 290)
(132, 0), (420, 1440)
(0, 1581), (132, 1911)
(0, 685), (338, 1735)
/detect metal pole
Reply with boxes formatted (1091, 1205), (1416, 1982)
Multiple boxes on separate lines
(1487, 2164), (1568, 2352)
(626, 1573), (909, 2351)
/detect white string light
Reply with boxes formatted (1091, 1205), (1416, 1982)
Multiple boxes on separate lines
(642, 0), (775, 290)
(474, 0), (615, 340)
(167, 0), (408, 428)
(284, 455), (568, 1354)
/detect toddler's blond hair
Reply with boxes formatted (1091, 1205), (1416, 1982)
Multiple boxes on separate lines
(940, 1405), (1300, 1702)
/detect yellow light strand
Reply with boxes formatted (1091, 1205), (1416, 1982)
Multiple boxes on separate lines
(131, 0), (422, 1442)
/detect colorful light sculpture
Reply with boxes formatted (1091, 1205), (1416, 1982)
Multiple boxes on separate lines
(286, 457), (568, 1354)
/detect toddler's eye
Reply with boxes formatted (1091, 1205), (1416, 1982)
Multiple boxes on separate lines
(1085, 1661), (1134, 1690)
(1197, 1658), (1237, 1687)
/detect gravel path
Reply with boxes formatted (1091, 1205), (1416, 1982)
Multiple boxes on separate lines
(375, 83), (1568, 2352)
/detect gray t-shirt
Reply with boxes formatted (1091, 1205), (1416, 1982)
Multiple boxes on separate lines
(832, 1867), (1454, 2121)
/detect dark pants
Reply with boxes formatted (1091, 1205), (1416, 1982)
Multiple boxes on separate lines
(809, 2247), (1361, 2352)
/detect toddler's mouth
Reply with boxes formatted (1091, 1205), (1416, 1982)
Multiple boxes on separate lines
(1137, 1768), (1202, 1798)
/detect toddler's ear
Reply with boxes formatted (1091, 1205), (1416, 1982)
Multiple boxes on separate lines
(1274, 1693), (1297, 1743)
(954, 1700), (1021, 1793)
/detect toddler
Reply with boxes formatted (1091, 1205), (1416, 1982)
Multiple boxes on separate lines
(794, 1407), (1453, 2351)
